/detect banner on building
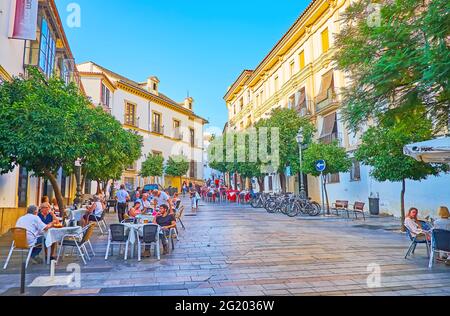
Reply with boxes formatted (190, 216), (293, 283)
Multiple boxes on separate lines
(9, 0), (39, 40)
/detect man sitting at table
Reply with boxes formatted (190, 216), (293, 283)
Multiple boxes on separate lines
(16, 205), (54, 264)
(38, 202), (60, 260)
(82, 196), (104, 227)
(153, 204), (176, 255)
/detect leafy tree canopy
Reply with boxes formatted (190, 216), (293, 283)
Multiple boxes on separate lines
(334, 0), (450, 133)
(302, 142), (352, 177)
(140, 153), (164, 178)
(165, 155), (190, 177)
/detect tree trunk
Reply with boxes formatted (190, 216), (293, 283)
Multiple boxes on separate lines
(233, 172), (238, 190)
(257, 176), (265, 193)
(280, 173), (287, 193)
(44, 169), (66, 219)
(400, 179), (406, 232)
(323, 174), (330, 214)
(96, 181), (102, 194)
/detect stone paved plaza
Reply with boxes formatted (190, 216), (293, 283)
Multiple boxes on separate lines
(0, 198), (449, 296)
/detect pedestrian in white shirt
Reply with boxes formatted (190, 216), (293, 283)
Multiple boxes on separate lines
(16, 205), (54, 264)
(152, 190), (172, 210)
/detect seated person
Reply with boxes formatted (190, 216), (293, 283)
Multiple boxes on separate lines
(434, 206), (450, 231)
(50, 197), (61, 218)
(16, 205), (54, 264)
(141, 193), (153, 214)
(128, 201), (142, 218)
(38, 202), (60, 260)
(404, 207), (431, 241)
(153, 204), (176, 255)
(82, 196), (104, 227)
(433, 206), (450, 262)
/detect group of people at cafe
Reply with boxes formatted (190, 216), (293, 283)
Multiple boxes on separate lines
(405, 206), (450, 264)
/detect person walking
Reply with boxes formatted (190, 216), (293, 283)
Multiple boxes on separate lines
(115, 184), (130, 223)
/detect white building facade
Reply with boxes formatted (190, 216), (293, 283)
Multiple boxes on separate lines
(78, 62), (208, 192)
(0, 0), (83, 233)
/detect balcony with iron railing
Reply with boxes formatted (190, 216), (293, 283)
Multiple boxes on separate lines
(124, 116), (139, 128)
(152, 124), (164, 135)
(174, 129), (183, 140)
(295, 99), (313, 117)
(318, 132), (343, 146)
(315, 88), (338, 114)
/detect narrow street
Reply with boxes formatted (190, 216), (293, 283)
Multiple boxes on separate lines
(1, 198), (449, 296)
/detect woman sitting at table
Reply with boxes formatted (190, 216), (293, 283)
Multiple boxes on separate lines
(38, 202), (60, 260)
(128, 201), (142, 218)
(82, 196), (104, 227)
(404, 207), (431, 241)
(50, 197), (61, 218)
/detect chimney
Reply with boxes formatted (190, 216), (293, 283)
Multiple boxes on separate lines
(146, 76), (160, 95)
(184, 97), (194, 111)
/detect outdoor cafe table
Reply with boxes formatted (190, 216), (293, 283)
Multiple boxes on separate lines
(123, 218), (155, 258)
(44, 226), (83, 264)
(65, 208), (87, 225)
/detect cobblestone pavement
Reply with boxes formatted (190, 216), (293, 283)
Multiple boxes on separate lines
(0, 198), (449, 296)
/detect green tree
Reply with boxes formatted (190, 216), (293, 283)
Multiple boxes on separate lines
(140, 153), (164, 179)
(165, 155), (190, 187)
(355, 106), (449, 229)
(256, 108), (315, 192)
(0, 67), (90, 211)
(334, 0), (450, 133)
(69, 107), (143, 195)
(303, 142), (352, 212)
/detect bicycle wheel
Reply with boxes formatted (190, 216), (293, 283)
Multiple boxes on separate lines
(306, 202), (322, 217)
(266, 201), (278, 213)
(286, 202), (299, 217)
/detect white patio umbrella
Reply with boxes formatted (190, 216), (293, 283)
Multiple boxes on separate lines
(403, 137), (450, 163)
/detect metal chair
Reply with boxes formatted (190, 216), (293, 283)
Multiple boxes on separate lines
(175, 206), (185, 230)
(105, 224), (130, 261)
(89, 210), (108, 235)
(428, 229), (450, 268)
(3, 228), (45, 270)
(137, 224), (160, 261)
(56, 224), (96, 265)
(405, 223), (431, 259)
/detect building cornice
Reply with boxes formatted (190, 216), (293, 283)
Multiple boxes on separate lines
(117, 81), (208, 124)
(78, 72), (117, 92)
(225, 0), (344, 103)
(0, 65), (12, 82)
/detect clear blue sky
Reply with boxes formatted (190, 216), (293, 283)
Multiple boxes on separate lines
(56, 0), (310, 130)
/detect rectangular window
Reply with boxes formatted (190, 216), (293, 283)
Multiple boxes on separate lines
(239, 98), (244, 111)
(152, 151), (163, 157)
(190, 160), (195, 178)
(299, 51), (305, 70)
(125, 103), (137, 126)
(268, 176), (273, 191)
(274, 76), (279, 92)
(321, 28), (329, 54)
(152, 112), (162, 134)
(289, 61), (295, 77)
(288, 94), (296, 109)
(38, 18), (56, 78)
(84, 179), (92, 195)
(247, 91), (251, 103)
(350, 159), (361, 182)
(173, 120), (181, 139)
(240, 121), (244, 130)
(256, 94), (259, 107)
(101, 83), (110, 107)
(17, 167), (28, 208)
(190, 128), (195, 147)
(326, 173), (340, 184)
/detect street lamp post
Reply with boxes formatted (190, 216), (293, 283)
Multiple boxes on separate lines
(296, 128), (307, 199)
(74, 158), (83, 207)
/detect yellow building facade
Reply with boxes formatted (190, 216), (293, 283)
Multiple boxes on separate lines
(224, 0), (354, 199)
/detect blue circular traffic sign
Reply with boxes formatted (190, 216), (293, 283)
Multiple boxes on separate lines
(315, 160), (326, 172)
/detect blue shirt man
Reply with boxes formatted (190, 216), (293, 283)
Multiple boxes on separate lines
(116, 187), (130, 203)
